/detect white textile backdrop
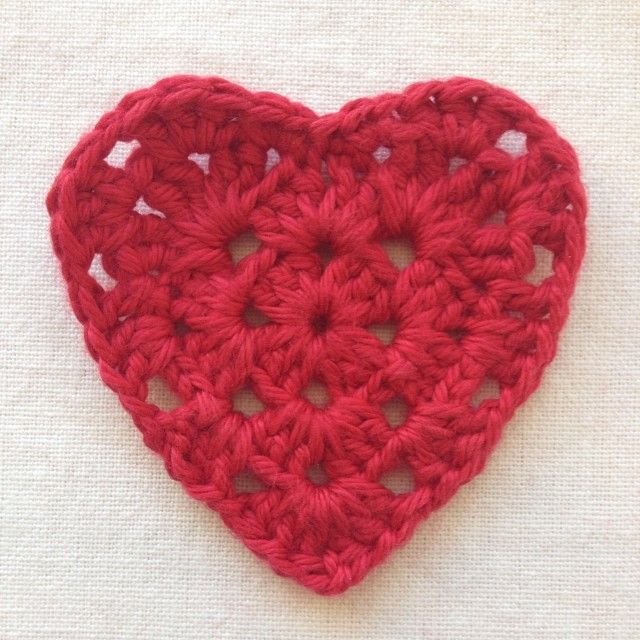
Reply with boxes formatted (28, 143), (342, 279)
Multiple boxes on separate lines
(1, 2), (638, 639)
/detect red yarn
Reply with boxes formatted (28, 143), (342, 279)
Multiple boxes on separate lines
(47, 76), (586, 595)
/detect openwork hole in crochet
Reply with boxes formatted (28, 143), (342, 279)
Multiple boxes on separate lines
(379, 464), (415, 495)
(135, 196), (165, 218)
(368, 321), (397, 345)
(188, 152), (210, 174)
(47, 76), (586, 595)
(302, 380), (330, 408)
(232, 387), (264, 416)
(234, 470), (264, 494)
(243, 304), (269, 328)
(306, 464), (329, 486)
(88, 254), (114, 290)
(382, 397), (409, 428)
(229, 230), (261, 265)
(106, 140), (139, 169)
(381, 236), (416, 269)
(146, 377), (181, 412)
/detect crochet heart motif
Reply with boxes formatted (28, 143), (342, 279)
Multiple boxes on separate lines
(48, 76), (586, 595)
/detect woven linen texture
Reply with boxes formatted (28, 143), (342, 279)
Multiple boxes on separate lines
(1, 0), (638, 638)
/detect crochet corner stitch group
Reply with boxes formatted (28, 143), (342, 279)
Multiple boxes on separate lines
(47, 75), (586, 594)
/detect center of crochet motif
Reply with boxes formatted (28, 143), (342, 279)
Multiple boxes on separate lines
(47, 76), (586, 595)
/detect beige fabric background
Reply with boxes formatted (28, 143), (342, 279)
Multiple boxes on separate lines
(1, 1), (638, 638)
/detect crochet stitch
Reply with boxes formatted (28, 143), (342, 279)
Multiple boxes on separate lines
(47, 76), (586, 595)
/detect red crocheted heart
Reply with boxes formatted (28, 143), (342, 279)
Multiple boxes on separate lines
(48, 76), (586, 595)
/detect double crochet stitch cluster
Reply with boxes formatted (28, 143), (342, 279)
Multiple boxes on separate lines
(48, 76), (586, 594)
